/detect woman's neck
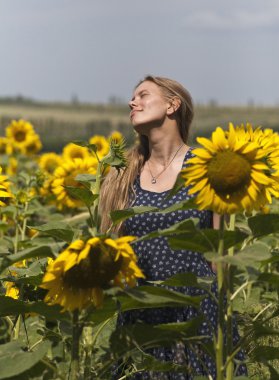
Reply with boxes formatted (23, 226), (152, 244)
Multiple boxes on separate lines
(147, 136), (187, 166)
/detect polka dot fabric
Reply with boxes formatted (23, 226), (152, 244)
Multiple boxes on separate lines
(115, 149), (247, 379)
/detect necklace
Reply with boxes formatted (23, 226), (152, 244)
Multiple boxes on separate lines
(147, 143), (185, 184)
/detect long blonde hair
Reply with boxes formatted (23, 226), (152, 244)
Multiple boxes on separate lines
(99, 75), (194, 233)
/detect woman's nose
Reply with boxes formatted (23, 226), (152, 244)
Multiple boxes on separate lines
(129, 99), (136, 109)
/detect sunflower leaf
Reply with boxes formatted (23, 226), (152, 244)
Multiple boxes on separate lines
(0, 245), (53, 274)
(75, 173), (96, 189)
(250, 345), (279, 362)
(248, 213), (279, 237)
(72, 140), (88, 147)
(30, 221), (76, 243)
(0, 341), (51, 379)
(109, 317), (208, 361)
(204, 242), (270, 268)
(123, 285), (204, 308)
(267, 364), (279, 380)
(257, 272), (279, 287)
(111, 206), (158, 225)
(161, 272), (214, 288)
(87, 143), (98, 153)
(157, 197), (199, 214)
(168, 229), (247, 253)
(135, 218), (198, 243)
(0, 296), (70, 321)
(64, 185), (98, 208)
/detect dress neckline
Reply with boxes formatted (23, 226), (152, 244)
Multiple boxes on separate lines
(136, 147), (193, 195)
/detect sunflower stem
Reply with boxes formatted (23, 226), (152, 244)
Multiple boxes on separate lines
(21, 201), (29, 241)
(91, 314), (116, 349)
(69, 310), (81, 380)
(216, 214), (225, 380)
(14, 208), (19, 254)
(225, 213), (236, 380)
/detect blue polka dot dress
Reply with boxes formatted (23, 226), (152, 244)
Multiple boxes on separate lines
(117, 149), (247, 379)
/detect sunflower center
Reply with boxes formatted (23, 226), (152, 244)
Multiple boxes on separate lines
(14, 131), (27, 142)
(71, 151), (84, 159)
(63, 246), (123, 289)
(46, 160), (59, 174)
(26, 143), (36, 152)
(207, 151), (251, 195)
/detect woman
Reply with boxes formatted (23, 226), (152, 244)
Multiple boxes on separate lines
(100, 76), (246, 379)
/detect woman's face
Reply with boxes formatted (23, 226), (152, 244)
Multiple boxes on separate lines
(129, 81), (170, 131)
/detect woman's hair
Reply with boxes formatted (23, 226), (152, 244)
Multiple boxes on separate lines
(99, 75), (194, 233)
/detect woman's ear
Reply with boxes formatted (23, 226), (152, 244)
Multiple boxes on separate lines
(166, 97), (181, 115)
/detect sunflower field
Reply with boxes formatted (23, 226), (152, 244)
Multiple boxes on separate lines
(1, 119), (279, 380)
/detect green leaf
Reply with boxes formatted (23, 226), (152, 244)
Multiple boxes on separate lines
(258, 272), (279, 287)
(110, 320), (208, 359)
(267, 364), (279, 380)
(138, 354), (186, 373)
(87, 286), (204, 324)
(0, 317), (11, 344)
(72, 139), (89, 147)
(30, 221), (76, 243)
(64, 185), (98, 208)
(0, 222), (8, 232)
(88, 143), (98, 153)
(85, 297), (119, 324)
(123, 285), (204, 308)
(0, 246), (53, 274)
(158, 315), (204, 333)
(252, 320), (279, 339)
(205, 242), (270, 268)
(161, 272), (214, 288)
(251, 345), (279, 361)
(248, 213), (279, 237)
(1, 261), (45, 287)
(0, 296), (70, 321)
(136, 218), (198, 243)
(169, 229), (247, 253)
(111, 206), (158, 225)
(0, 341), (51, 379)
(157, 197), (198, 214)
(75, 173), (96, 188)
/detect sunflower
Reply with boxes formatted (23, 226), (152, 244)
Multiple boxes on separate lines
(6, 157), (18, 176)
(51, 157), (98, 209)
(109, 131), (124, 144)
(234, 123), (279, 202)
(40, 236), (144, 312)
(5, 282), (19, 299)
(6, 119), (35, 150)
(62, 143), (90, 161)
(4, 260), (27, 299)
(23, 133), (42, 155)
(0, 137), (9, 154)
(181, 123), (275, 214)
(89, 135), (110, 158)
(39, 153), (63, 175)
(0, 166), (14, 207)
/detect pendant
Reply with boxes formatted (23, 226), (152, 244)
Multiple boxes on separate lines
(151, 178), (156, 184)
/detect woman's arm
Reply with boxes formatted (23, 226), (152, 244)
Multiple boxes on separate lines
(211, 213), (221, 272)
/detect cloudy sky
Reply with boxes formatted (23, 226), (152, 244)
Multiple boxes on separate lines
(0, 0), (278, 105)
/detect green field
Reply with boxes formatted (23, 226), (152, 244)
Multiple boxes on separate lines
(1, 98), (278, 152)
